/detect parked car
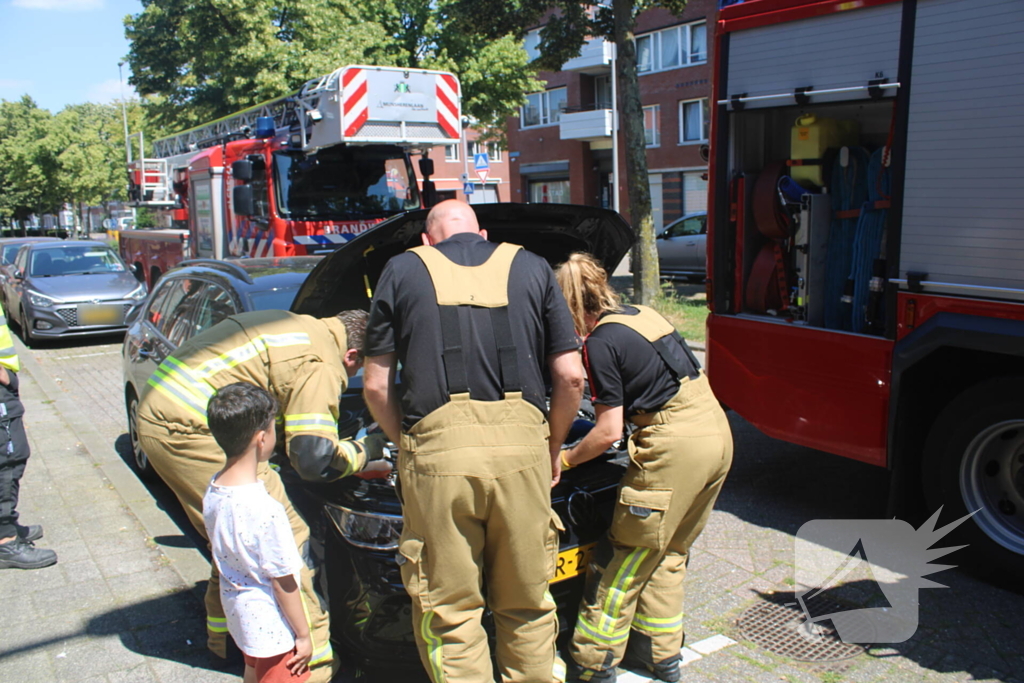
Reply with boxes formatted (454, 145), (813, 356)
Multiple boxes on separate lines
(121, 256), (323, 479)
(0, 237), (61, 313)
(288, 203), (634, 675)
(3, 240), (147, 345)
(657, 211), (707, 282)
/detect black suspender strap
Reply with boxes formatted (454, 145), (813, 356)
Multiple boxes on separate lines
(489, 306), (521, 394)
(438, 306), (469, 396)
(652, 332), (702, 382)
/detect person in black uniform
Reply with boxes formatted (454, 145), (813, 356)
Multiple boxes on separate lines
(555, 253), (733, 683)
(363, 199), (584, 683)
(0, 303), (57, 570)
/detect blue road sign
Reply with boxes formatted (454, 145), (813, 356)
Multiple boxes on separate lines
(463, 183), (475, 195)
(474, 153), (490, 170)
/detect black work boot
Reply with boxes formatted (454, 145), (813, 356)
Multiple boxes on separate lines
(16, 524), (43, 543)
(624, 631), (682, 682)
(567, 660), (617, 683)
(630, 654), (681, 682)
(0, 537), (57, 569)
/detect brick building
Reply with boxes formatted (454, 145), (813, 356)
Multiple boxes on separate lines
(413, 129), (512, 205)
(505, 0), (716, 230)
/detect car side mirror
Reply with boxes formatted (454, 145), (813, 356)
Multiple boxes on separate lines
(130, 263), (144, 282)
(233, 185), (254, 216)
(13, 269), (23, 280)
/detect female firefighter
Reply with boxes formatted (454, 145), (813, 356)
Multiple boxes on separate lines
(555, 253), (733, 683)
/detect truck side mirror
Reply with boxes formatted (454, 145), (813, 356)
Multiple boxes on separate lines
(418, 158), (434, 178)
(233, 185), (255, 216)
(232, 159), (254, 182)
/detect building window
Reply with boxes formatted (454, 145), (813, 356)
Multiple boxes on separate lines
(637, 21), (707, 74)
(468, 141), (503, 162)
(524, 29), (542, 62)
(444, 144), (459, 162)
(644, 105), (660, 147)
(679, 98), (709, 144)
(529, 179), (571, 204)
(595, 75), (612, 110)
(521, 88), (568, 128)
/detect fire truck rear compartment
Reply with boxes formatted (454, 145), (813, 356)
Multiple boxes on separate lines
(727, 99), (896, 336)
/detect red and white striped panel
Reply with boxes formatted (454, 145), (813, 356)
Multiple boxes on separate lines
(436, 73), (460, 139)
(342, 68), (369, 137)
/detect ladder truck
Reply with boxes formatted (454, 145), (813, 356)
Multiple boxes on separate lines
(705, 0), (1024, 583)
(116, 65), (461, 288)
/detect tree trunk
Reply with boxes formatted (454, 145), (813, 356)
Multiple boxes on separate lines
(613, 0), (660, 305)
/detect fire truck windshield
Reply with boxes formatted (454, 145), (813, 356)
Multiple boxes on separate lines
(273, 145), (419, 220)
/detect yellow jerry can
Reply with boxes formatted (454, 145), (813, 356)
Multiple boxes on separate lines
(790, 115), (859, 186)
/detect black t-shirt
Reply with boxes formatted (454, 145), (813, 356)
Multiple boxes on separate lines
(366, 233), (580, 430)
(583, 306), (697, 417)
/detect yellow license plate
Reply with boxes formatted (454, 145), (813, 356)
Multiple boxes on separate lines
(550, 543), (596, 584)
(78, 304), (122, 326)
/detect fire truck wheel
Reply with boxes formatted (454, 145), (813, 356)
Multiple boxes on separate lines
(125, 388), (157, 481)
(922, 376), (1024, 586)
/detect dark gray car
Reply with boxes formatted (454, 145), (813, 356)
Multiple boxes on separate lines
(657, 211), (707, 282)
(5, 240), (147, 344)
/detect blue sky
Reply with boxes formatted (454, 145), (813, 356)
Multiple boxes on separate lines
(0, 0), (142, 113)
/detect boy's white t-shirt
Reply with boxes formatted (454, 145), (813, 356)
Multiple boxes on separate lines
(202, 477), (304, 658)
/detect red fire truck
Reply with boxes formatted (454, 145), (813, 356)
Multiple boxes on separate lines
(706, 0), (1024, 579)
(116, 65), (461, 288)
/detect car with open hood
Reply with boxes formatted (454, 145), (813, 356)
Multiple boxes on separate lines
(286, 203), (634, 676)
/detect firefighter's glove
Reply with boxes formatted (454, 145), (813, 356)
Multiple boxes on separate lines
(361, 431), (390, 463)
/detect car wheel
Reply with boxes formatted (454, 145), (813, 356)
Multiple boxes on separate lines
(922, 377), (1024, 585)
(18, 306), (34, 347)
(126, 388), (157, 481)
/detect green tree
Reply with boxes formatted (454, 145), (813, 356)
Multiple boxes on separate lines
(451, 0), (689, 304)
(124, 0), (540, 135)
(0, 97), (64, 226)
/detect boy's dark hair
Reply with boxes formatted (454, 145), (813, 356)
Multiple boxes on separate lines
(207, 382), (279, 459)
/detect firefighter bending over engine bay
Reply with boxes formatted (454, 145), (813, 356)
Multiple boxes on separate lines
(136, 309), (389, 683)
(363, 200), (585, 683)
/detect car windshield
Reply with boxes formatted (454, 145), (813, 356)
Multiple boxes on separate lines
(29, 246), (125, 277)
(273, 145), (419, 220)
(248, 286), (302, 311)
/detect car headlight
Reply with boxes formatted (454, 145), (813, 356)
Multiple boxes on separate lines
(325, 504), (402, 550)
(27, 291), (57, 308)
(127, 284), (147, 301)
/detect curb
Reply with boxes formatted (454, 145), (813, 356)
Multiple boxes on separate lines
(14, 335), (211, 594)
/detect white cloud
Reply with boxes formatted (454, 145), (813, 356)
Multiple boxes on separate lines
(11, 0), (103, 10)
(86, 78), (137, 104)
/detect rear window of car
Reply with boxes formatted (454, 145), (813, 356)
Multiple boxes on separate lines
(248, 286), (302, 311)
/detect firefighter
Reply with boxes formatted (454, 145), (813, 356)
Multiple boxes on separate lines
(363, 200), (585, 683)
(555, 253), (733, 683)
(136, 309), (388, 683)
(0, 302), (57, 570)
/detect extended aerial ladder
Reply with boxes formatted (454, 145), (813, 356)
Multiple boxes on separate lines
(128, 65), (462, 209)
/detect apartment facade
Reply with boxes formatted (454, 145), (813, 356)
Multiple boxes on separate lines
(506, 0), (716, 231)
(413, 130), (512, 204)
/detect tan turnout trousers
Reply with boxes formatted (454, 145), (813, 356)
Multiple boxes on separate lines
(135, 311), (368, 683)
(397, 243), (563, 683)
(570, 309), (733, 674)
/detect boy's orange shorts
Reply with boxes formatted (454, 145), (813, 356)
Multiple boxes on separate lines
(243, 651), (311, 683)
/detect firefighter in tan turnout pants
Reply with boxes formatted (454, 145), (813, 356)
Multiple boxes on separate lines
(363, 200), (585, 683)
(136, 309), (386, 683)
(555, 254), (733, 683)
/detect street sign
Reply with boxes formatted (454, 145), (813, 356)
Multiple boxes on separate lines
(474, 152), (489, 183)
(463, 183), (475, 195)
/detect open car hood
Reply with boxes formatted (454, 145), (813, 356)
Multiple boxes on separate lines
(291, 203), (634, 316)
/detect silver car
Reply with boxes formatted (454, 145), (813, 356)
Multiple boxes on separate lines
(5, 240), (147, 344)
(657, 211), (707, 282)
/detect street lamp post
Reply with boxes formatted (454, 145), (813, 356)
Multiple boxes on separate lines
(610, 41), (620, 214)
(117, 61), (136, 228)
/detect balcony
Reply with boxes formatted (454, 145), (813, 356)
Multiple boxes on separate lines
(562, 38), (614, 74)
(559, 108), (614, 142)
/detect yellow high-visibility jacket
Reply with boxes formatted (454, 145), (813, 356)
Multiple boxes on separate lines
(0, 302), (20, 373)
(140, 309), (366, 482)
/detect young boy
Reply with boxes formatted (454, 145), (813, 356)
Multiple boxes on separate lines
(203, 382), (312, 683)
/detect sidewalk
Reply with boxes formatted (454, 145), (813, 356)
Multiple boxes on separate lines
(0, 337), (237, 683)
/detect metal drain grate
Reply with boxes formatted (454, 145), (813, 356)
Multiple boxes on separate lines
(737, 593), (866, 662)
